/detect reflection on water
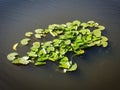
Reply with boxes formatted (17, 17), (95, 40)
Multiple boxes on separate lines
(0, 0), (120, 90)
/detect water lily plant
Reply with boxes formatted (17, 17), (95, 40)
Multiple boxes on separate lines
(7, 20), (108, 73)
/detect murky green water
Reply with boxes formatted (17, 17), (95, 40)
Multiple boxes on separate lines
(0, 0), (120, 90)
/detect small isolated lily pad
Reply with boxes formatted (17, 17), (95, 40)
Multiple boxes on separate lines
(13, 43), (18, 50)
(20, 38), (30, 45)
(25, 32), (33, 37)
(7, 52), (18, 61)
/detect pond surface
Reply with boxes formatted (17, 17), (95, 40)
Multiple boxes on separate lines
(0, 0), (120, 90)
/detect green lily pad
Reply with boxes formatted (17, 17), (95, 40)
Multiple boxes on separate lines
(25, 32), (33, 37)
(59, 57), (71, 69)
(34, 34), (42, 38)
(80, 29), (89, 35)
(32, 42), (40, 48)
(64, 40), (71, 45)
(98, 25), (105, 30)
(47, 46), (55, 53)
(37, 55), (48, 62)
(27, 51), (37, 57)
(34, 61), (46, 66)
(20, 38), (30, 45)
(13, 43), (18, 50)
(87, 20), (95, 24)
(72, 20), (80, 26)
(81, 23), (88, 28)
(101, 41), (108, 47)
(12, 56), (30, 65)
(74, 49), (85, 55)
(101, 36), (108, 41)
(35, 29), (43, 33)
(7, 52), (18, 61)
(67, 63), (77, 71)
(49, 52), (59, 61)
(93, 30), (101, 37)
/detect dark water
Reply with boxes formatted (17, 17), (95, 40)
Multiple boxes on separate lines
(0, 0), (120, 90)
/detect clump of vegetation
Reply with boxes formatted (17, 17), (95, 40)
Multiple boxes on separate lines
(7, 20), (108, 73)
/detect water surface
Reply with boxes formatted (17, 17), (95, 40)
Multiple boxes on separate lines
(0, 0), (120, 90)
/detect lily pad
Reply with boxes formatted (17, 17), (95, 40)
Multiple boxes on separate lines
(35, 29), (43, 33)
(59, 57), (71, 69)
(13, 43), (18, 50)
(34, 34), (42, 38)
(101, 41), (108, 47)
(93, 30), (101, 37)
(20, 38), (30, 45)
(72, 20), (80, 26)
(35, 61), (46, 66)
(47, 46), (55, 53)
(27, 51), (37, 57)
(101, 36), (108, 41)
(67, 63), (77, 71)
(98, 25), (105, 30)
(25, 32), (33, 37)
(7, 52), (18, 61)
(12, 56), (31, 65)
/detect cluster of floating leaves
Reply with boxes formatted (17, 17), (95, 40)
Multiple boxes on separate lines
(7, 20), (108, 73)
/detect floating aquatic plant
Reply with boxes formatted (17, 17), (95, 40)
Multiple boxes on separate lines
(7, 20), (108, 73)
